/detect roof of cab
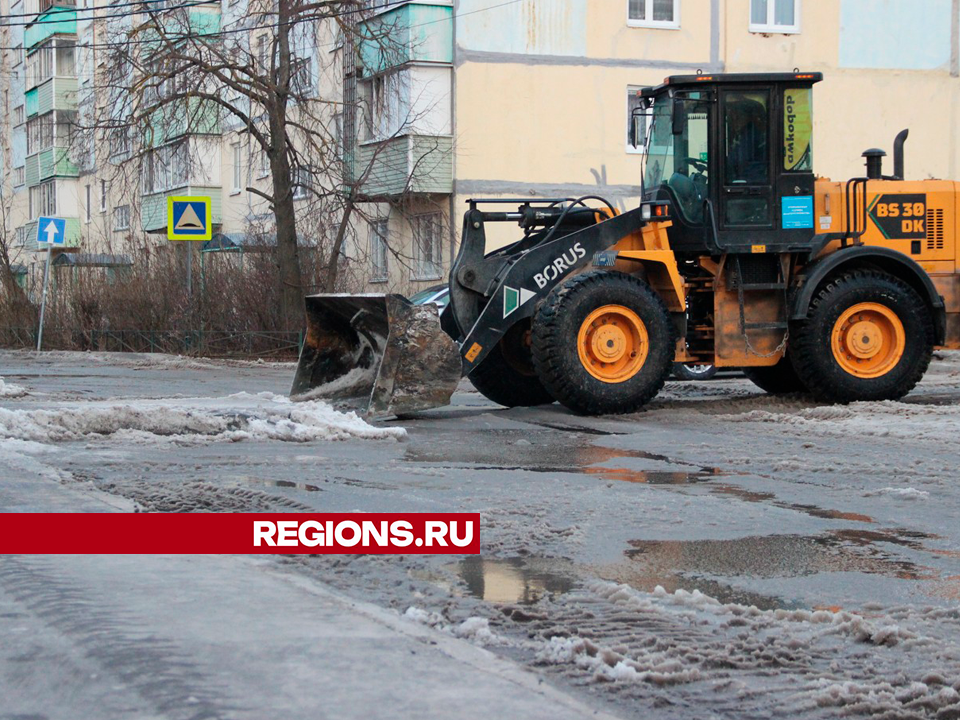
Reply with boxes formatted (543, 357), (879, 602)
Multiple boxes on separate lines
(640, 71), (823, 98)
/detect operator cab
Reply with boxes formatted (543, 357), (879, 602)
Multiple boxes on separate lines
(636, 72), (823, 256)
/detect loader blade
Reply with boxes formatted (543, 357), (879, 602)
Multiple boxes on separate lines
(291, 294), (462, 417)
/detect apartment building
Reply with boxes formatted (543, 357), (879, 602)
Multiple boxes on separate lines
(1, 0), (959, 301)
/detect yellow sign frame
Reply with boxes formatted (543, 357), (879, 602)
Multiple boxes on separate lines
(167, 196), (212, 241)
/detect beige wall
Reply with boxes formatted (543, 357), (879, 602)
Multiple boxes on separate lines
(453, 0), (960, 237)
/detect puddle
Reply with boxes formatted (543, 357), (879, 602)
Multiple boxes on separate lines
(449, 556), (576, 605)
(405, 429), (723, 484)
(624, 531), (939, 583)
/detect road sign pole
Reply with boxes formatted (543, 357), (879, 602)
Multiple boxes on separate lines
(36, 242), (53, 352)
(185, 242), (192, 296)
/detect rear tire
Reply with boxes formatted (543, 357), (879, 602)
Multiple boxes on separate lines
(673, 363), (718, 381)
(743, 355), (806, 394)
(790, 270), (934, 402)
(531, 270), (675, 415)
(468, 320), (555, 407)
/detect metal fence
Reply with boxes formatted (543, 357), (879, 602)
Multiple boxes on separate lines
(0, 327), (304, 358)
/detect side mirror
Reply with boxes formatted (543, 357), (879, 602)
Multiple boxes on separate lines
(672, 98), (684, 136)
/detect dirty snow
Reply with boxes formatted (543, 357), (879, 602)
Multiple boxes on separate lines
(0, 392), (404, 444)
(869, 487), (931, 500)
(722, 400), (960, 444)
(0, 376), (27, 398)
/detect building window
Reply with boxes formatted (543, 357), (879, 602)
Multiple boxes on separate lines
(256, 35), (269, 73)
(292, 166), (312, 199)
(142, 141), (189, 194)
(750, 0), (799, 33)
(626, 86), (650, 154)
(628, 0), (679, 29)
(360, 71), (404, 142)
(13, 105), (24, 126)
(29, 181), (57, 218)
(100, 179), (107, 212)
(25, 38), (75, 90)
(413, 213), (443, 280)
(13, 167), (24, 187)
(109, 127), (131, 160)
(370, 219), (388, 282)
(232, 143), (242, 192)
(292, 55), (313, 96)
(113, 205), (130, 231)
(256, 145), (269, 178)
(13, 44), (23, 67)
(85, 184), (91, 222)
(26, 113), (54, 154)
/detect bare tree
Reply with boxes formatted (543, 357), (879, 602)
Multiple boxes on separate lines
(84, 0), (448, 329)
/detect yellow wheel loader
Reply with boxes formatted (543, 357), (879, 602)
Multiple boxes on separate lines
(292, 72), (957, 416)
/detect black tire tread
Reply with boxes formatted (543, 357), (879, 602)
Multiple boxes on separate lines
(531, 270), (676, 415)
(468, 342), (555, 407)
(790, 269), (934, 402)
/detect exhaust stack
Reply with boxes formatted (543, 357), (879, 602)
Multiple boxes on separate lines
(893, 128), (909, 180)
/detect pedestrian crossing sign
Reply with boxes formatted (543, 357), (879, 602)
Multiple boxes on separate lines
(167, 196), (212, 240)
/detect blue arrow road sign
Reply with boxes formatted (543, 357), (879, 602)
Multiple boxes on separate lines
(37, 217), (66, 245)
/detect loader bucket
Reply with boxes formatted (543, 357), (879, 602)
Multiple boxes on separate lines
(291, 294), (462, 417)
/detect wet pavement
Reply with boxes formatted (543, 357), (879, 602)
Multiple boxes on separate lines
(3, 349), (960, 719)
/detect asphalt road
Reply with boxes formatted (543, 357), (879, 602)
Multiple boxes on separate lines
(2, 349), (960, 720)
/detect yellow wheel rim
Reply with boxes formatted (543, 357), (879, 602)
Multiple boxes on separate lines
(831, 302), (906, 379)
(577, 305), (648, 383)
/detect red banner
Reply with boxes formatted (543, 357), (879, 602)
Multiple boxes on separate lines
(0, 513), (481, 554)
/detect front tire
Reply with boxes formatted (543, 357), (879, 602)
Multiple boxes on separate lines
(531, 271), (675, 415)
(790, 270), (933, 402)
(469, 320), (555, 407)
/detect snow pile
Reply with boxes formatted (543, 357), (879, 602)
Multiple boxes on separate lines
(536, 634), (700, 685)
(0, 377), (28, 398)
(403, 607), (506, 647)
(723, 401), (960, 444)
(867, 487), (931, 500)
(0, 392), (404, 444)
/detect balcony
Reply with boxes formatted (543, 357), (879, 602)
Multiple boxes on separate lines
(356, 135), (452, 197)
(141, 186), (222, 233)
(25, 8), (77, 49)
(143, 98), (221, 147)
(25, 147), (79, 185)
(25, 77), (77, 118)
(359, 3), (453, 75)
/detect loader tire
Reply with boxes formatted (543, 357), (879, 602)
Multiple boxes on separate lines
(743, 355), (806, 395)
(531, 270), (675, 415)
(468, 321), (555, 407)
(790, 270), (934, 403)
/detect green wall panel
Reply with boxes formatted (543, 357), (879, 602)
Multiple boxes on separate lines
(360, 3), (453, 75)
(357, 135), (452, 196)
(24, 8), (76, 49)
(25, 155), (39, 186)
(37, 81), (53, 115)
(25, 88), (38, 118)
